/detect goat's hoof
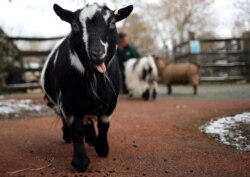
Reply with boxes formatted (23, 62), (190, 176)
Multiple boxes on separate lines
(96, 146), (109, 157)
(95, 141), (109, 157)
(71, 156), (90, 172)
(142, 89), (150, 100)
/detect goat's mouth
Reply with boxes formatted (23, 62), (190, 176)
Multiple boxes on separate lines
(95, 62), (107, 73)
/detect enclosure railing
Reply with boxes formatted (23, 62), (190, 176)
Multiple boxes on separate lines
(173, 37), (250, 81)
(0, 36), (64, 92)
(7, 36), (64, 57)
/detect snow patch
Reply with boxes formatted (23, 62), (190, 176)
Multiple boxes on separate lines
(200, 112), (250, 152)
(0, 99), (49, 119)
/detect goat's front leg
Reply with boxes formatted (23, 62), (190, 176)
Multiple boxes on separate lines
(71, 117), (90, 172)
(95, 116), (110, 157)
(62, 119), (72, 143)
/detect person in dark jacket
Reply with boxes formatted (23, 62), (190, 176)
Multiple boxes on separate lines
(116, 32), (140, 94)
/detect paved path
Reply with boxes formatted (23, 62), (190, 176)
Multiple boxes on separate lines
(157, 83), (250, 99)
(0, 98), (250, 177)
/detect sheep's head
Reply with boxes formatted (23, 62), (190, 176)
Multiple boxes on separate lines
(155, 57), (166, 76)
(139, 56), (158, 83)
(53, 3), (133, 73)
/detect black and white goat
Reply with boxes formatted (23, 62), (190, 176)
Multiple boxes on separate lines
(124, 56), (158, 100)
(40, 3), (133, 172)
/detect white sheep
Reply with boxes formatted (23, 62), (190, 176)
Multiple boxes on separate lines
(124, 56), (158, 100)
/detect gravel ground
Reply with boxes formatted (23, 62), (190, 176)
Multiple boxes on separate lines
(0, 84), (250, 177)
(0, 97), (250, 177)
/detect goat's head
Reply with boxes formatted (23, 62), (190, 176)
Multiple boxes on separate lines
(53, 3), (133, 73)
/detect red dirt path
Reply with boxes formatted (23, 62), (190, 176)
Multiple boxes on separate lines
(0, 98), (250, 177)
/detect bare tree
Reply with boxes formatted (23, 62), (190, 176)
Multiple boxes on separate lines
(236, 0), (250, 18)
(142, 0), (214, 44)
(233, 0), (250, 36)
(118, 14), (157, 55)
(136, 3), (171, 49)
(232, 19), (247, 37)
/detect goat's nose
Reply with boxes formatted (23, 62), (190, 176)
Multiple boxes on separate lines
(90, 47), (104, 58)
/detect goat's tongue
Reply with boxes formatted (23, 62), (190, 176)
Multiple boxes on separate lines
(96, 63), (106, 73)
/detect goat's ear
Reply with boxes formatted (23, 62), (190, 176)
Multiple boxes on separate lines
(114, 5), (133, 22)
(53, 4), (74, 23)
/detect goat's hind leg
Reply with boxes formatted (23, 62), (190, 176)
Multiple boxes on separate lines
(62, 119), (72, 143)
(85, 118), (97, 146)
(95, 116), (110, 157)
(46, 95), (73, 143)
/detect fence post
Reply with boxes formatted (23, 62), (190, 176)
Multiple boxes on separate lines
(242, 31), (250, 78)
(0, 75), (4, 88)
(189, 32), (200, 65)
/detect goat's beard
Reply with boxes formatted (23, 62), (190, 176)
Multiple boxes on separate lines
(89, 71), (116, 105)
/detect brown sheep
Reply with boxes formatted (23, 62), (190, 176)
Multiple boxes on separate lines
(155, 57), (199, 95)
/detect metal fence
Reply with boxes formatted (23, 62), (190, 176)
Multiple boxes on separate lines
(173, 37), (250, 81)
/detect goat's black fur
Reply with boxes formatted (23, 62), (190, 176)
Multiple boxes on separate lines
(41, 3), (133, 172)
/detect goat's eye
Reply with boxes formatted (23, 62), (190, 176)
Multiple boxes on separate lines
(109, 19), (116, 29)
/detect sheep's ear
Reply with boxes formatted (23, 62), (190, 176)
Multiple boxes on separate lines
(53, 4), (74, 23)
(114, 5), (133, 22)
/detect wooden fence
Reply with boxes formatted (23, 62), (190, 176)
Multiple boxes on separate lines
(0, 36), (64, 92)
(173, 37), (250, 81)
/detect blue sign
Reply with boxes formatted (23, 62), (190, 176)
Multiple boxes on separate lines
(190, 40), (200, 54)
